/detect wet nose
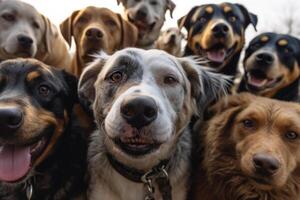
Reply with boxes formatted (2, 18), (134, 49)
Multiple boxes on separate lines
(0, 107), (23, 134)
(253, 153), (280, 176)
(85, 28), (103, 40)
(255, 53), (274, 65)
(121, 96), (158, 129)
(136, 8), (148, 19)
(17, 35), (33, 48)
(212, 23), (229, 38)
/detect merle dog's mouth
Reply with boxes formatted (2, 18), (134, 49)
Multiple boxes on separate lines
(0, 128), (52, 183)
(113, 136), (161, 157)
(246, 69), (283, 91)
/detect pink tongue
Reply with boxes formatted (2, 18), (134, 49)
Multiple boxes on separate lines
(207, 49), (226, 63)
(0, 145), (31, 182)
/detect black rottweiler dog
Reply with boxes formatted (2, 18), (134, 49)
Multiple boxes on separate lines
(0, 59), (87, 199)
(178, 3), (257, 77)
(238, 33), (300, 102)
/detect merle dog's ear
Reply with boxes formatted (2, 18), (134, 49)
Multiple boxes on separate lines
(235, 4), (258, 31)
(178, 57), (230, 116)
(78, 53), (108, 110)
(178, 6), (200, 31)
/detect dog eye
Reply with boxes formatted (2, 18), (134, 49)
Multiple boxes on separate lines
(284, 47), (293, 54)
(199, 17), (207, 24)
(38, 85), (51, 97)
(2, 13), (15, 22)
(32, 21), (40, 29)
(150, 0), (158, 5)
(285, 131), (298, 140)
(78, 16), (88, 23)
(109, 71), (124, 83)
(229, 16), (237, 22)
(242, 119), (255, 128)
(164, 76), (178, 85)
(134, 0), (141, 2)
(106, 19), (117, 27)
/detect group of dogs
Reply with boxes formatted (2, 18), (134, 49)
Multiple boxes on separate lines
(0, 0), (299, 200)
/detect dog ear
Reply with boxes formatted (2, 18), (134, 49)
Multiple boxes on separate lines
(116, 0), (127, 5)
(235, 4), (258, 31)
(41, 15), (60, 54)
(178, 57), (230, 116)
(117, 14), (138, 48)
(59, 10), (80, 47)
(78, 53), (108, 110)
(62, 70), (79, 108)
(166, 0), (176, 18)
(178, 6), (199, 31)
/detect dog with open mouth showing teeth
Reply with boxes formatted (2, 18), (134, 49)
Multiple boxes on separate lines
(78, 48), (229, 200)
(0, 59), (87, 200)
(178, 3), (257, 78)
(238, 32), (300, 102)
(116, 0), (176, 49)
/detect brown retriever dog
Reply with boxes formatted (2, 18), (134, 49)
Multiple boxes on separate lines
(60, 7), (138, 77)
(0, 0), (71, 69)
(192, 93), (300, 200)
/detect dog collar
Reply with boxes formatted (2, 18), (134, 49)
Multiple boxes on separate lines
(106, 153), (172, 200)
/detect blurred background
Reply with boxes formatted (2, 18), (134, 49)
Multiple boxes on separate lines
(23, 0), (300, 42)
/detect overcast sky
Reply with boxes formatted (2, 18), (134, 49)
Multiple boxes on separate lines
(23, 0), (300, 42)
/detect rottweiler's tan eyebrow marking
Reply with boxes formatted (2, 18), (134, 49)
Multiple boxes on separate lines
(260, 35), (269, 42)
(278, 39), (288, 47)
(26, 71), (41, 82)
(223, 5), (232, 13)
(205, 6), (214, 14)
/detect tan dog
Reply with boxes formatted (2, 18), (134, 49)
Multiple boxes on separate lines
(117, 0), (176, 49)
(193, 93), (300, 200)
(155, 27), (184, 57)
(60, 7), (138, 77)
(0, 0), (71, 69)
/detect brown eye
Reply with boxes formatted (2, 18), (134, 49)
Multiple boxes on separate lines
(199, 17), (207, 23)
(106, 19), (117, 27)
(285, 131), (298, 140)
(164, 76), (178, 85)
(109, 71), (123, 83)
(78, 16), (88, 23)
(2, 13), (15, 22)
(284, 47), (293, 54)
(229, 16), (237, 22)
(242, 119), (255, 128)
(38, 85), (51, 97)
(32, 21), (40, 29)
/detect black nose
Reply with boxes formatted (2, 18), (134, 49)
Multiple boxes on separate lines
(136, 8), (148, 19)
(17, 35), (33, 48)
(212, 23), (229, 38)
(0, 107), (23, 134)
(255, 53), (274, 65)
(121, 96), (158, 129)
(170, 34), (176, 42)
(85, 28), (103, 40)
(253, 153), (280, 176)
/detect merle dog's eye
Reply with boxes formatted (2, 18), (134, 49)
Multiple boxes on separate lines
(2, 13), (15, 22)
(109, 71), (124, 83)
(134, 0), (141, 2)
(164, 75), (178, 85)
(150, 0), (158, 6)
(38, 85), (51, 97)
(242, 119), (255, 128)
(229, 16), (237, 22)
(199, 17), (207, 23)
(285, 131), (298, 140)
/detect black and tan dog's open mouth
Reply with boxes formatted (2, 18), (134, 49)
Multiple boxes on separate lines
(114, 136), (160, 156)
(206, 43), (237, 64)
(246, 69), (283, 91)
(0, 134), (51, 183)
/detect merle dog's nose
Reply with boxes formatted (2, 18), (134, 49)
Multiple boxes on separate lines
(212, 23), (229, 38)
(253, 153), (280, 176)
(17, 35), (33, 48)
(121, 96), (158, 129)
(136, 7), (148, 19)
(255, 53), (274, 65)
(0, 107), (23, 133)
(85, 28), (103, 40)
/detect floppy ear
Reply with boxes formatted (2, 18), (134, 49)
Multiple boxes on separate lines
(41, 15), (59, 54)
(59, 10), (80, 47)
(235, 4), (258, 31)
(178, 57), (230, 115)
(166, 0), (176, 18)
(117, 14), (138, 48)
(177, 6), (199, 30)
(78, 53), (109, 110)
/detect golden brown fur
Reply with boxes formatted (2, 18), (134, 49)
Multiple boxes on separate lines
(192, 93), (300, 200)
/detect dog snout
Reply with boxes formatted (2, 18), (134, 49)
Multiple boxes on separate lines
(85, 28), (103, 40)
(120, 96), (158, 129)
(253, 153), (280, 176)
(255, 52), (274, 65)
(136, 7), (148, 20)
(0, 107), (23, 135)
(212, 23), (229, 38)
(17, 35), (33, 49)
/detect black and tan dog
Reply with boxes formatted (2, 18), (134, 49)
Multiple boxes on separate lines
(178, 3), (257, 77)
(0, 59), (87, 200)
(238, 33), (300, 102)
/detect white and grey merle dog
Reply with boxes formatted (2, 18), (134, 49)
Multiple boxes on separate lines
(78, 48), (228, 200)
(116, 0), (176, 49)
